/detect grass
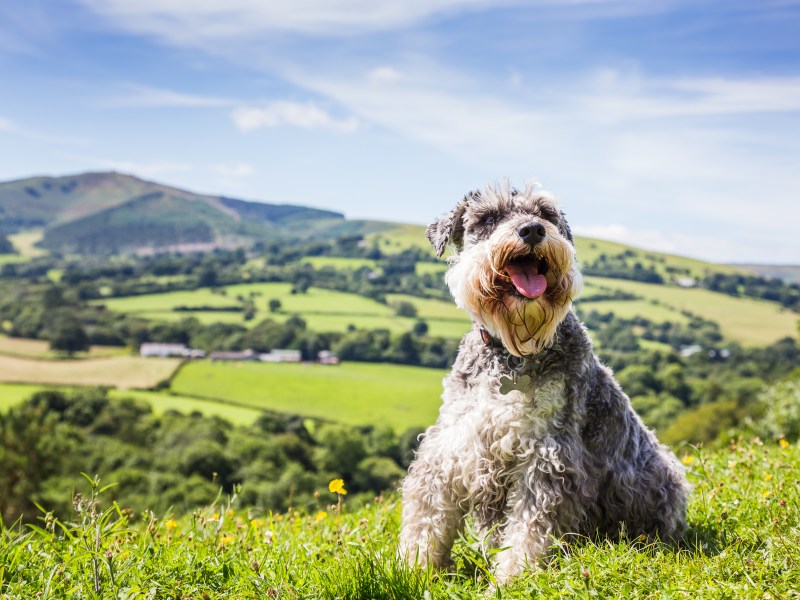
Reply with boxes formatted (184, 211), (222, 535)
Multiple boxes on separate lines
(366, 223), (434, 255)
(108, 389), (265, 425)
(172, 361), (445, 432)
(2, 438), (798, 598)
(0, 383), (265, 425)
(301, 256), (379, 271)
(0, 355), (182, 389)
(587, 276), (798, 345)
(0, 335), (127, 360)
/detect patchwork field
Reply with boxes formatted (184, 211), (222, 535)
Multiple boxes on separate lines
(588, 276), (798, 345)
(95, 283), (471, 338)
(172, 361), (445, 431)
(0, 355), (181, 389)
(0, 335), (127, 359)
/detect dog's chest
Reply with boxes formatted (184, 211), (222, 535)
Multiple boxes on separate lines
(439, 371), (567, 495)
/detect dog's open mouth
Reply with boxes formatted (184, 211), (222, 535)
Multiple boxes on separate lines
(504, 255), (549, 299)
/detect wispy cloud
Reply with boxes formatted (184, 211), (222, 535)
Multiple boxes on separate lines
(231, 101), (358, 133)
(210, 162), (253, 178)
(100, 84), (237, 108)
(77, 0), (651, 38)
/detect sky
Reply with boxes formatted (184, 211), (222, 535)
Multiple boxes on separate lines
(0, 0), (799, 264)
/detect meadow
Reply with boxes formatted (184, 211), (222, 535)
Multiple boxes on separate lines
(0, 354), (181, 389)
(2, 438), (797, 599)
(172, 361), (446, 431)
(0, 334), (126, 359)
(95, 282), (471, 338)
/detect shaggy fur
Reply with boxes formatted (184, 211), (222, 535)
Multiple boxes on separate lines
(399, 183), (689, 583)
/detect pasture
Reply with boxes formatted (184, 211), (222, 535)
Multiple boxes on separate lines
(0, 355), (181, 389)
(588, 276), (798, 345)
(172, 361), (446, 431)
(0, 335), (126, 359)
(95, 283), (471, 338)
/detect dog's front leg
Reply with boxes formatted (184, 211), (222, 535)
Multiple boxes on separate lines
(493, 441), (584, 584)
(398, 452), (465, 569)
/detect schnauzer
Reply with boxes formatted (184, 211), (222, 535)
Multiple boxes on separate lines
(399, 183), (689, 583)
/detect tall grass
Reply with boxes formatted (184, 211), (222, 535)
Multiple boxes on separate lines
(2, 438), (798, 598)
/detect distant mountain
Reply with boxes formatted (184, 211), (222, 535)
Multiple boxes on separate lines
(733, 264), (800, 285)
(0, 172), (392, 255)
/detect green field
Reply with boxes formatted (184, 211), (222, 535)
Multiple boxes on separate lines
(0, 335), (127, 359)
(95, 283), (472, 338)
(366, 223), (434, 255)
(587, 276), (797, 345)
(301, 256), (378, 271)
(0, 354), (181, 389)
(0, 383), (264, 425)
(109, 389), (264, 424)
(172, 361), (445, 431)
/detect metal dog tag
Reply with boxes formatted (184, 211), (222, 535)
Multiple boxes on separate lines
(499, 354), (531, 395)
(499, 373), (532, 395)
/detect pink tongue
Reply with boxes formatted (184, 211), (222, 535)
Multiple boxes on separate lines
(505, 264), (547, 299)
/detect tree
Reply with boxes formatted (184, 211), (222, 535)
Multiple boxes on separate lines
(268, 298), (282, 313)
(394, 301), (418, 318)
(49, 313), (89, 356)
(412, 320), (429, 337)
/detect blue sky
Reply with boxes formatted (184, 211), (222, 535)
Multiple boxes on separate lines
(1, 0), (798, 263)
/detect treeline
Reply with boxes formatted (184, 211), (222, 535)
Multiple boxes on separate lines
(0, 387), (424, 524)
(583, 305), (800, 444)
(702, 272), (800, 311)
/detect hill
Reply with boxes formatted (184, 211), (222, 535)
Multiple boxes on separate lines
(0, 172), (394, 254)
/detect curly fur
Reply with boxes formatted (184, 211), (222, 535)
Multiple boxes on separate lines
(400, 183), (689, 584)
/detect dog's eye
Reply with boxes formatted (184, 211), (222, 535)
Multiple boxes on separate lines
(483, 216), (496, 227)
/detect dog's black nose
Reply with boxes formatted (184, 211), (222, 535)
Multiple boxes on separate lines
(517, 222), (546, 247)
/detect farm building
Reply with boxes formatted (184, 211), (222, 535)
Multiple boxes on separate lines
(317, 350), (340, 365)
(260, 349), (302, 363)
(140, 343), (187, 358)
(209, 349), (257, 361)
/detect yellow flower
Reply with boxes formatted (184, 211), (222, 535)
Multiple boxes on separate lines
(250, 518), (265, 528)
(764, 473), (773, 481)
(762, 490), (771, 498)
(315, 511), (327, 521)
(329, 479), (348, 495)
(212, 512), (220, 520)
(681, 455), (695, 465)
(779, 439), (790, 449)
(219, 534), (235, 545)
(165, 519), (178, 531)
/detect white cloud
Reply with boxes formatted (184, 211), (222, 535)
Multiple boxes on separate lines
(0, 117), (12, 132)
(231, 101), (358, 133)
(211, 162), (253, 178)
(101, 84), (236, 108)
(367, 66), (403, 85)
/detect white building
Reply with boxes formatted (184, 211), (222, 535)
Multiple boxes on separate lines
(140, 343), (187, 358)
(259, 349), (302, 363)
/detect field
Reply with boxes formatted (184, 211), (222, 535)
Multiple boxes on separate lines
(172, 361), (445, 431)
(588, 276), (798, 345)
(0, 355), (181, 389)
(0, 335), (126, 359)
(95, 282), (471, 338)
(2, 438), (798, 598)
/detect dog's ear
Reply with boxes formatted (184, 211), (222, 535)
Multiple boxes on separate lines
(427, 193), (473, 258)
(558, 210), (574, 245)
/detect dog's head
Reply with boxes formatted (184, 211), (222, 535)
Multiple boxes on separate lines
(428, 182), (582, 356)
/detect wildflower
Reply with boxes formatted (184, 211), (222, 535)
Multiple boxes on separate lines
(315, 511), (327, 521)
(250, 518), (265, 528)
(681, 455), (695, 465)
(212, 512), (220, 521)
(779, 439), (790, 449)
(219, 534), (235, 545)
(227, 509), (234, 517)
(165, 519), (178, 531)
(764, 473), (773, 481)
(329, 479), (348, 495)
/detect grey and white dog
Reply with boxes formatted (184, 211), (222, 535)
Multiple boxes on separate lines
(399, 183), (689, 583)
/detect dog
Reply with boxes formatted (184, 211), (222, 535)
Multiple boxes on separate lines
(399, 183), (689, 584)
